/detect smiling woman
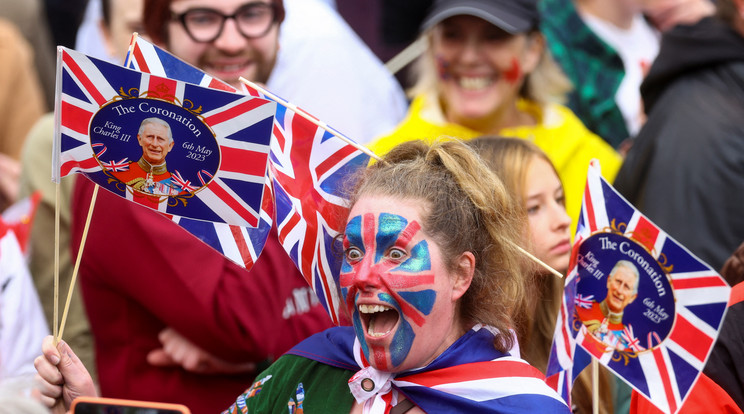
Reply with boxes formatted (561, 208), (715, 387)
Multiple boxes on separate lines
(369, 0), (623, 239)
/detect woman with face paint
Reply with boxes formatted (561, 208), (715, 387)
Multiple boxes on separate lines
(470, 136), (614, 413)
(34, 140), (571, 413)
(369, 0), (623, 238)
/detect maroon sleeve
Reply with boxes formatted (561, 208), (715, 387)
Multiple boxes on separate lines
(72, 177), (333, 363)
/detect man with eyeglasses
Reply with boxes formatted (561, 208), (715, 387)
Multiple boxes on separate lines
(145, 0), (283, 89)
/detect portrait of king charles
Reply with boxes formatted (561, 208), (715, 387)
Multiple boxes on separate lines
(112, 117), (181, 196)
(576, 260), (643, 352)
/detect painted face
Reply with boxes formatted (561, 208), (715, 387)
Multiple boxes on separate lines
(525, 157), (571, 274)
(167, 0), (280, 88)
(430, 15), (541, 129)
(606, 265), (638, 313)
(137, 122), (174, 164)
(340, 196), (463, 372)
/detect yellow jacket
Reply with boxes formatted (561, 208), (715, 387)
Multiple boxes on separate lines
(369, 94), (623, 235)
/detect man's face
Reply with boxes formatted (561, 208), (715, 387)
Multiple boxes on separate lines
(166, 0), (280, 88)
(606, 266), (638, 314)
(137, 123), (174, 164)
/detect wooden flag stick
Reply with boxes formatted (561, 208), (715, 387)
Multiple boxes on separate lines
(511, 241), (564, 278)
(56, 185), (99, 343)
(592, 359), (599, 414)
(384, 37), (427, 75)
(53, 183), (61, 342)
(238, 78), (383, 162)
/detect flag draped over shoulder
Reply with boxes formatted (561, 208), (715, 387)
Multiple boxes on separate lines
(242, 84), (371, 326)
(54, 46), (274, 228)
(546, 161), (731, 414)
(125, 36), (274, 269)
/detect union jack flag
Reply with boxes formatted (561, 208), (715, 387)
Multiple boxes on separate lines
(125, 36), (275, 269)
(54, 47), (274, 227)
(574, 293), (594, 309)
(126, 33), (234, 92)
(102, 158), (130, 172)
(546, 161), (731, 413)
(242, 83), (370, 326)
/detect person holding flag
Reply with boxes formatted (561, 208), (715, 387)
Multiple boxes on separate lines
(36, 139), (571, 413)
(469, 136), (614, 414)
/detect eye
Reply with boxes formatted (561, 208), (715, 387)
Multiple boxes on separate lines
(388, 248), (406, 260)
(345, 247), (363, 262)
(526, 204), (540, 215)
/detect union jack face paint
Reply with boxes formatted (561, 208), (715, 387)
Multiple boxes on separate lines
(340, 197), (462, 372)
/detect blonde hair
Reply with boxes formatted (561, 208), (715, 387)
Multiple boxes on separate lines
(349, 139), (528, 352)
(469, 136), (614, 414)
(408, 30), (572, 107)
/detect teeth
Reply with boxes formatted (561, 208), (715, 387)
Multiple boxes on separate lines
(214, 63), (246, 71)
(459, 76), (492, 90)
(358, 304), (391, 314)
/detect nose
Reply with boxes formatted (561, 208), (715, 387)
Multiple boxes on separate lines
(550, 203), (572, 233)
(353, 261), (383, 291)
(213, 17), (248, 53)
(459, 35), (483, 64)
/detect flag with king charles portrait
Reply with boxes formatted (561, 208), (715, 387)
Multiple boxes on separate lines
(124, 34), (275, 269)
(546, 160), (731, 414)
(54, 46), (274, 228)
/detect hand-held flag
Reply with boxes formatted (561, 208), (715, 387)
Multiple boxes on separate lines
(54, 46), (274, 228)
(546, 160), (730, 413)
(125, 35), (275, 269)
(242, 81), (371, 326)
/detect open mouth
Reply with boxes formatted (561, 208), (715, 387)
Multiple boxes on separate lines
(358, 304), (400, 338)
(457, 75), (494, 91)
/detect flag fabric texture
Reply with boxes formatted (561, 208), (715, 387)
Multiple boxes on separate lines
(546, 161), (731, 413)
(125, 35), (274, 268)
(243, 83), (371, 326)
(54, 46), (274, 228)
(280, 325), (570, 413)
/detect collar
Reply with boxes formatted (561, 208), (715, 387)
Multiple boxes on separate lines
(599, 300), (624, 324)
(137, 157), (168, 175)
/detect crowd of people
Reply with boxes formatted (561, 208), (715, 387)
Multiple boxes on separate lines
(0, 0), (743, 412)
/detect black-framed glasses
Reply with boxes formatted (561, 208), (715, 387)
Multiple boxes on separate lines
(172, 2), (277, 43)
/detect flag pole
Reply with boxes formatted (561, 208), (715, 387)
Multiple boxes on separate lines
(238, 78), (382, 162)
(384, 37), (427, 75)
(592, 359), (599, 414)
(512, 242), (563, 278)
(57, 185), (99, 342)
(53, 183), (60, 343)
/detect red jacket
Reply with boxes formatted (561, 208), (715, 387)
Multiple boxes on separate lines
(72, 177), (334, 414)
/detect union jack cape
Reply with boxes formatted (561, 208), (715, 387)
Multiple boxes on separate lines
(280, 325), (570, 413)
(125, 35), (274, 269)
(54, 46), (274, 228)
(546, 161), (731, 413)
